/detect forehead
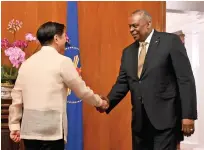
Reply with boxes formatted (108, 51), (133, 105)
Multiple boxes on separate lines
(128, 14), (143, 24)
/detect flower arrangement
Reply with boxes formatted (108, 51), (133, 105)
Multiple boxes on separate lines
(1, 19), (38, 85)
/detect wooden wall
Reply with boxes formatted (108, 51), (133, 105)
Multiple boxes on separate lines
(1, 1), (166, 150)
(78, 2), (166, 150)
(1, 1), (67, 66)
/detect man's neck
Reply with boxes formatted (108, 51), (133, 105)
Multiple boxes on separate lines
(139, 29), (153, 42)
(50, 44), (60, 53)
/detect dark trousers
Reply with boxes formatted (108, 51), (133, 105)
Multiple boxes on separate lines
(132, 105), (177, 150)
(23, 139), (64, 150)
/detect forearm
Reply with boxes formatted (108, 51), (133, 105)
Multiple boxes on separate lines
(68, 77), (102, 107)
(106, 81), (129, 113)
(61, 58), (103, 107)
(178, 76), (197, 119)
(9, 89), (23, 131)
(106, 50), (129, 113)
(9, 104), (23, 131)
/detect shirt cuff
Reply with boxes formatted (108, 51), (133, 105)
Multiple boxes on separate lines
(9, 124), (20, 131)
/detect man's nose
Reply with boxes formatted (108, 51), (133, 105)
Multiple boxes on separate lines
(130, 26), (134, 32)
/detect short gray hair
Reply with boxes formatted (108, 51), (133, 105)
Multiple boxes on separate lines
(132, 10), (152, 22)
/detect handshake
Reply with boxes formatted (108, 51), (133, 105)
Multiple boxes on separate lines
(97, 95), (110, 113)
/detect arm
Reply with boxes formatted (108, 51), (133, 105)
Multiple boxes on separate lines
(60, 57), (103, 107)
(170, 35), (197, 120)
(106, 51), (129, 113)
(9, 70), (23, 132)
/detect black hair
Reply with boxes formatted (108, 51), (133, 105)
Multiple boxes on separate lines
(36, 21), (65, 46)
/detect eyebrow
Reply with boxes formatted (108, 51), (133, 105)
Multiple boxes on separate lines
(128, 23), (139, 27)
(129, 22), (138, 25)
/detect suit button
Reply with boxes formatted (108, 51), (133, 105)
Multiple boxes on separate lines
(139, 81), (141, 84)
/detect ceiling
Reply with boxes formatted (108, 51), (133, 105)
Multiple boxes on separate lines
(166, 1), (204, 12)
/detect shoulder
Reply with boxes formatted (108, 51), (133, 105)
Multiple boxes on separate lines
(123, 41), (138, 55)
(60, 54), (73, 66)
(156, 30), (178, 41)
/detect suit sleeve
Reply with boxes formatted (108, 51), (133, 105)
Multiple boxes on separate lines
(60, 57), (103, 107)
(106, 51), (129, 114)
(170, 35), (197, 120)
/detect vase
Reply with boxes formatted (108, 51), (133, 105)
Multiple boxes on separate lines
(1, 84), (14, 99)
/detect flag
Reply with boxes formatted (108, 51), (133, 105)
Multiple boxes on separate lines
(65, 1), (83, 150)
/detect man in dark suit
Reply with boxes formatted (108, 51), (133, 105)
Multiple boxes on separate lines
(97, 10), (197, 150)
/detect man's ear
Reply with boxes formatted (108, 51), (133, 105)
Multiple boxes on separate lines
(147, 21), (152, 29)
(54, 35), (58, 43)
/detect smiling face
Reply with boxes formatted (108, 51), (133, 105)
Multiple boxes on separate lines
(128, 13), (152, 42)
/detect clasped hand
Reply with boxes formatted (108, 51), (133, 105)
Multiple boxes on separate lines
(96, 95), (109, 113)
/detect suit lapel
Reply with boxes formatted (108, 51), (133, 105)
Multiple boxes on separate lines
(140, 30), (160, 78)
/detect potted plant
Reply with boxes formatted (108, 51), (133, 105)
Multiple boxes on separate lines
(1, 19), (38, 99)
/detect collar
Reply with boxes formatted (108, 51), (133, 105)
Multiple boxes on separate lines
(41, 46), (58, 52)
(145, 29), (154, 44)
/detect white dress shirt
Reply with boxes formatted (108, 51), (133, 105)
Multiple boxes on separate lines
(138, 29), (154, 58)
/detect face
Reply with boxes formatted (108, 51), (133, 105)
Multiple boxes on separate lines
(128, 14), (151, 41)
(53, 30), (67, 51)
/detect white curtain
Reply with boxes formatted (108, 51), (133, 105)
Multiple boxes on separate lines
(166, 11), (204, 150)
